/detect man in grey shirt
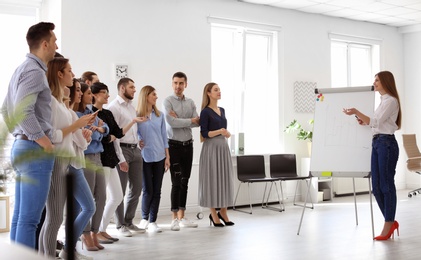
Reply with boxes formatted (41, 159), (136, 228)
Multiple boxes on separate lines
(1, 22), (57, 249)
(163, 72), (200, 231)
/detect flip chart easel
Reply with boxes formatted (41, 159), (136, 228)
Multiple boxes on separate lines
(297, 86), (375, 238)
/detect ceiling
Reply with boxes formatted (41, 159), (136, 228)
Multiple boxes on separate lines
(240, 0), (421, 28)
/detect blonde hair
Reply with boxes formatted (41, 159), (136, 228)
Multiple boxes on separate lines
(136, 85), (160, 117)
(47, 57), (69, 102)
(201, 82), (217, 111)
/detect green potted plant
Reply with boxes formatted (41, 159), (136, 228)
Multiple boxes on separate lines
(285, 119), (314, 156)
(0, 161), (13, 194)
(284, 119), (313, 142)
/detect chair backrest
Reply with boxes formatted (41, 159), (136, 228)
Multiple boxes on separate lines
(236, 155), (266, 181)
(269, 154), (298, 178)
(402, 134), (421, 172)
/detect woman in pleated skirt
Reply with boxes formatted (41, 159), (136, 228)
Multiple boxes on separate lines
(198, 82), (234, 227)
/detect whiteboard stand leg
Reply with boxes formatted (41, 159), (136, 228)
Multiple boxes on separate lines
(353, 177), (358, 226)
(297, 177), (311, 235)
(368, 175), (375, 238)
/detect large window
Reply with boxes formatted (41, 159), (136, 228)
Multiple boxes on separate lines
(210, 20), (280, 154)
(330, 34), (380, 88)
(0, 2), (40, 197)
(0, 2), (39, 105)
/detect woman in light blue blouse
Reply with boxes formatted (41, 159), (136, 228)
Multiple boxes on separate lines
(136, 85), (170, 233)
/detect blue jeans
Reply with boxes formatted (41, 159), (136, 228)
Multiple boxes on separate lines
(141, 159), (165, 223)
(371, 134), (399, 222)
(68, 166), (95, 250)
(10, 140), (54, 249)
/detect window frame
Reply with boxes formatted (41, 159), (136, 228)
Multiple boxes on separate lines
(329, 32), (381, 88)
(209, 17), (283, 154)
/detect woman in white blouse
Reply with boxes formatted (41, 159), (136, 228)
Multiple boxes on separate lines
(343, 71), (401, 241)
(38, 57), (95, 259)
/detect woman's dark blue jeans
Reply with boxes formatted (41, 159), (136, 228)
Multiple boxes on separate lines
(141, 159), (165, 223)
(371, 134), (399, 222)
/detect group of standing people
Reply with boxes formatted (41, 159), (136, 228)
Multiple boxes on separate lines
(3, 18), (403, 260)
(2, 21), (236, 260)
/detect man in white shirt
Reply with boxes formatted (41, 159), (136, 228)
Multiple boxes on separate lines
(108, 78), (144, 237)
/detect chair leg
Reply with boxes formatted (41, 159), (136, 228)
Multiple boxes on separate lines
(408, 187), (421, 197)
(409, 172), (421, 197)
(233, 182), (241, 210)
(247, 183), (253, 214)
(279, 181), (286, 211)
(233, 182), (253, 214)
(293, 179), (314, 209)
(262, 182), (284, 212)
(261, 182), (269, 207)
(274, 182), (284, 211)
(273, 181), (284, 211)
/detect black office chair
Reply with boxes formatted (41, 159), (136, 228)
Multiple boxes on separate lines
(268, 154), (313, 210)
(402, 134), (421, 198)
(234, 155), (282, 214)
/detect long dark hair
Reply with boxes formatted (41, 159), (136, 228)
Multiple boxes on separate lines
(376, 71), (402, 129)
(69, 78), (80, 108)
(76, 82), (90, 113)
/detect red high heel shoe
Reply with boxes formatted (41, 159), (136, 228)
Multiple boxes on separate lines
(374, 221), (399, 240)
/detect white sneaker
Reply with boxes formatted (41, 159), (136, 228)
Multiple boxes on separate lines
(75, 250), (94, 260)
(170, 219), (180, 231)
(59, 249), (93, 260)
(179, 217), (198, 228)
(148, 222), (162, 233)
(139, 219), (149, 229)
(118, 225), (133, 237)
(58, 249), (67, 259)
(127, 223), (146, 233)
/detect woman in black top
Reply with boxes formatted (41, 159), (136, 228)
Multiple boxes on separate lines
(90, 82), (142, 242)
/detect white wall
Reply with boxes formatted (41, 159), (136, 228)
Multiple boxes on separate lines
(56, 0), (408, 211)
(403, 31), (421, 190)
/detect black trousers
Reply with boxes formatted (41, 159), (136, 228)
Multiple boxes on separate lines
(169, 142), (193, 212)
